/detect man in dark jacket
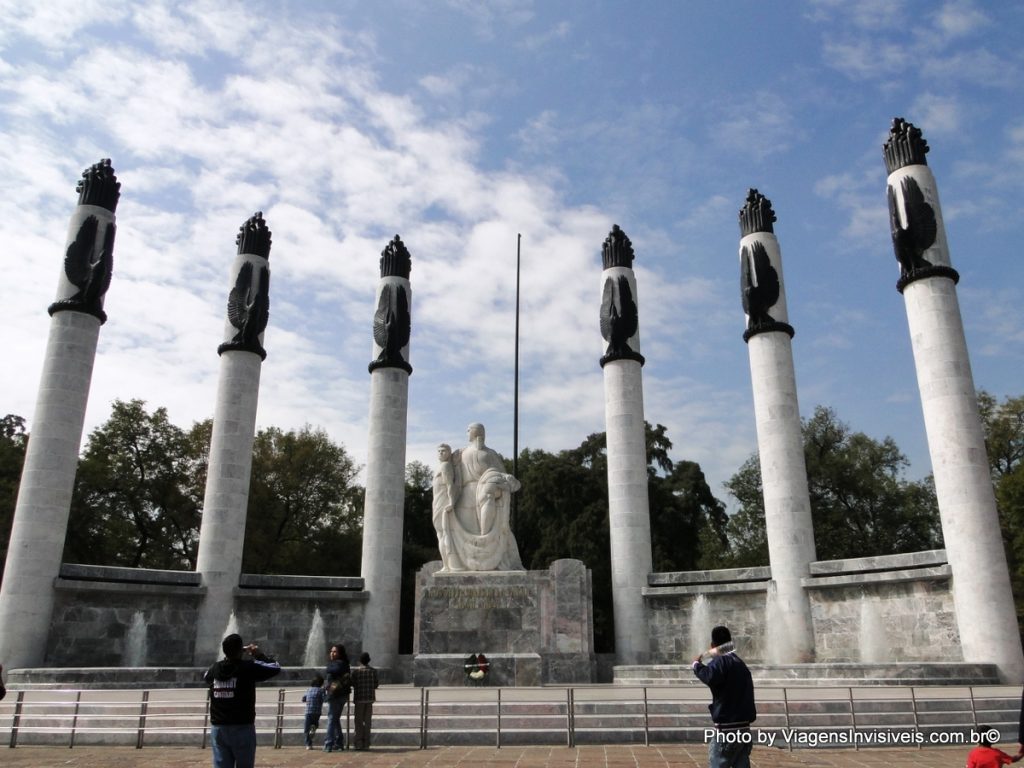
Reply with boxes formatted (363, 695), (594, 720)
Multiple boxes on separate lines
(204, 633), (281, 768)
(692, 625), (756, 768)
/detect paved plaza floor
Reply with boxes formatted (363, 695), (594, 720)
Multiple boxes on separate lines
(0, 743), (982, 767)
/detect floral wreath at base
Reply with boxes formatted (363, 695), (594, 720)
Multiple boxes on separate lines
(464, 653), (490, 681)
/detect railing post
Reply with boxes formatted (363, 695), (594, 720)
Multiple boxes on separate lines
(421, 688), (430, 749)
(69, 690), (82, 748)
(496, 688), (502, 749)
(783, 687), (792, 752)
(201, 698), (210, 749)
(274, 688), (285, 749)
(847, 687), (858, 752)
(910, 687), (921, 750)
(567, 687), (575, 748)
(968, 686), (979, 730)
(9, 690), (25, 748)
(136, 690), (149, 749)
(642, 686), (650, 746)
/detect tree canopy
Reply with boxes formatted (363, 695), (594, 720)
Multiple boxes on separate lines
(242, 424), (363, 575)
(724, 405), (942, 565)
(64, 399), (205, 569)
(0, 414), (28, 568)
(979, 391), (1024, 632)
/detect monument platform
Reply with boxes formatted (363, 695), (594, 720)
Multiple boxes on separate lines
(412, 558), (596, 686)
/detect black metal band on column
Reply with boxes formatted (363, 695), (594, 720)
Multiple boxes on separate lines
(48, 159), (121, 324)
(368, 235), (413, 374)
(218, 212), (271, 359)
(883, 118), (960, 293)
(739, 189), (794, 342)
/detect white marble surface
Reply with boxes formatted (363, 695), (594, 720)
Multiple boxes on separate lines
(193, 350), (263, 662)
(747, 331), (816, 662)
(360, 367), (410, 672)
(603, 357), (653, 664)
(0, 311), (100, 668)
(903, 275), (1024, 681)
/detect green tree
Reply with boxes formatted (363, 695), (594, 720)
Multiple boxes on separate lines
(724, 406), (942, 564)
(650, 459), (730, 572)
(399, 460), (439, 653)
(0, 414), (29, 574)
(979, 391), (1024, 632)
(242, 425), (363, 575)
(65, 399), (204, 568)
(514, 423), (726, 651)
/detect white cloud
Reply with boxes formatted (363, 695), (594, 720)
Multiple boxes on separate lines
(932, 0), (990, 40)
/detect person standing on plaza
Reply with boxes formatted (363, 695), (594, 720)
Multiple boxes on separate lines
(301, 674), (325, 750)
(969, 726), (1020, 767)
(203, 633), (281, 768)
(323, 643), (350, 752)
(692, 625), (756, 768)
(350, 651), (380, 750)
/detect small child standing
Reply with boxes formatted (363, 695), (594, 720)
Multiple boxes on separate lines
(301, 674), (325, 749)
(966, 727), (1022, 768)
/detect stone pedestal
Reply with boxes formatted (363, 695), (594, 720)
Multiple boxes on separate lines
(412, 559), (595, 686)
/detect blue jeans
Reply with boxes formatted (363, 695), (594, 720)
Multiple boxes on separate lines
(210, 723), (256, 768)
(303, 712), (320, 747)
(708, 729), (752, 768)
(324, 697), (346, 749)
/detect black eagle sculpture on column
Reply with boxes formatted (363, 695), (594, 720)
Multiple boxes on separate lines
(888, 176), (936, 285)
(882, 117), (958, 292)
(599, 274), (644, 367)
(49, 159), (121, 323)
(51, 215), (116, 323)
(219, 261), (270, 359)
(369, 282), (412, 373)
(740, 240), (779, 330)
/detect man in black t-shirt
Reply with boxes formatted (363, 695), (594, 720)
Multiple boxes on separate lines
(203, 633), (280, 768)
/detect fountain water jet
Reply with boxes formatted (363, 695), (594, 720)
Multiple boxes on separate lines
(689, 594), (712, 656)
(859, 595), (886, 663)
(764, 582), (795, 664)
(124, 610), (147, 667)
(303, 607), (326, 667)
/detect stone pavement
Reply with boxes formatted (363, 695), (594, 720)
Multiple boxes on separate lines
(0, 744), (981, 767)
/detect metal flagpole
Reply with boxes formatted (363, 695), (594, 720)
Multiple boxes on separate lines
(512, 233), (521, 534)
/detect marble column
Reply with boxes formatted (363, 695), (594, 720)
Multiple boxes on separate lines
(0, 160), (120, 669)
(599, 225), (653, 664)
(360, 235), (413, 672)
(194, 213), (272, 663)
(738, 189), (816, 662)
(883, 117), (1024, 682)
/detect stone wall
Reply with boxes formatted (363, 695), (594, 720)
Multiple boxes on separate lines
(45, 565), (367, 669)
(643, 550), (959, 664)
(805, 550), (959, 663)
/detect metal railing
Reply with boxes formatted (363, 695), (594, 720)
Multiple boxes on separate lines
(1, 684), (1020, 750)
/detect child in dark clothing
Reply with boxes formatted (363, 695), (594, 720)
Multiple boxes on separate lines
(301, 674), (325, 749)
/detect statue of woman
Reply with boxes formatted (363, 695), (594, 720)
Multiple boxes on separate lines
(432, 443), (464, 572)
(431, 424), (524, 572)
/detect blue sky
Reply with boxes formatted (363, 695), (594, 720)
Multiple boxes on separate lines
(1, 0), (1022, 506)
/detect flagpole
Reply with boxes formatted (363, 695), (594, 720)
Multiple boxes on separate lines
(512, 233), (521, 534)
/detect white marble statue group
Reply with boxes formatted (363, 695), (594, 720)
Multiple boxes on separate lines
(431, 423), (524, 572)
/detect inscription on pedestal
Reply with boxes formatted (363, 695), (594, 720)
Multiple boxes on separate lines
(423, 585), (533, 610)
